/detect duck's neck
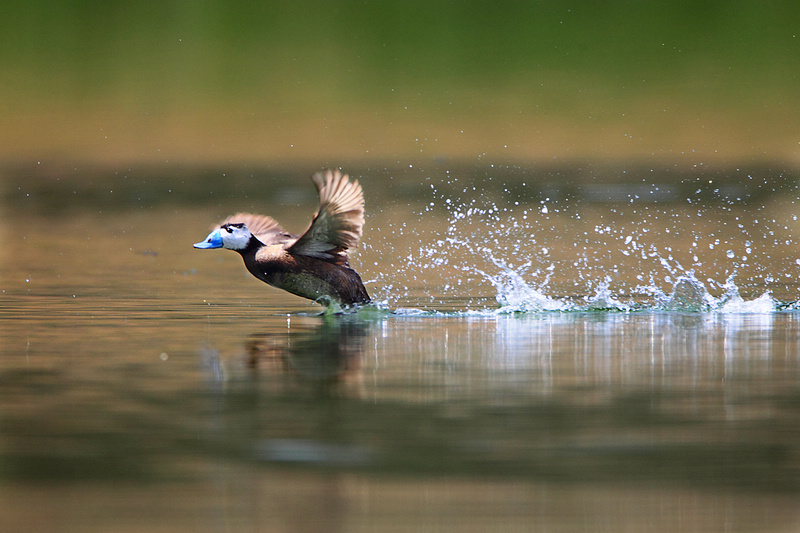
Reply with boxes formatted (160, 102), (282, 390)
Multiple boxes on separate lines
(237, 236), (264, 256)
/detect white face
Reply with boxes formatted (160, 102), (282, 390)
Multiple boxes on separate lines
(219, 223), (252, 250)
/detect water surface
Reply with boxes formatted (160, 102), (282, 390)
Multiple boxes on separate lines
(2, 164), (800, 531)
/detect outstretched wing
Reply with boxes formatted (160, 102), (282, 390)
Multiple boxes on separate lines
(215, 212), (295, 246)
(287, 170), (365, 264)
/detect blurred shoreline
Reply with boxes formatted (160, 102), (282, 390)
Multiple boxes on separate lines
(4, 2), (800, 192)
(4, 106), (799, 169)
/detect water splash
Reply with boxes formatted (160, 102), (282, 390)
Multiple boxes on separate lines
(479, 255), (568, 313)
(361, 170), (800, 315)
(714, 275), (776, 314)
(583, 277), (633, 312)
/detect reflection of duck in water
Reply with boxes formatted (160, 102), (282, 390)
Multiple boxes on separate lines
(193, 170), (370, 308)
(246, 319), (369, 382)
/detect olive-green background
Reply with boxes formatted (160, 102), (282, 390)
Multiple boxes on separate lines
(3, 1), (799, 165)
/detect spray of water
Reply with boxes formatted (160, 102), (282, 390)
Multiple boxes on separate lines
(359, 170), (800, 315)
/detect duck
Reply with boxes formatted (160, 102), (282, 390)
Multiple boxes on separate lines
(193, 170), (371, 308)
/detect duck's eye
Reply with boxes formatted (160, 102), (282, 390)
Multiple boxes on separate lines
(224, 227), (233, 233)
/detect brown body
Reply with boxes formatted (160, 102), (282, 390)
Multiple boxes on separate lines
(242, 242), (370, 305)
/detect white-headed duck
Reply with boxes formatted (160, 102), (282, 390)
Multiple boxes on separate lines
(194, 170), (370, 307)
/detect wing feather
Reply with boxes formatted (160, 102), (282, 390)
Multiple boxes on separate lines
(287, 170), (365, 263)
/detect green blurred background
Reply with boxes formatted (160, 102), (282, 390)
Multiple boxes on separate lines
(2, 0), (799, 167)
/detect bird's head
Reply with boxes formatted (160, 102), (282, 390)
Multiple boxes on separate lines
(193, 223), (253, 251)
